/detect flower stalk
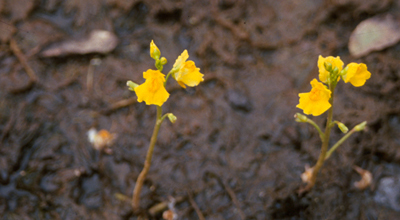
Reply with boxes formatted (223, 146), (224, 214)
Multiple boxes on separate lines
(296, 55), (371, 192)
(128, 40), (204, 211)
(302, 86), (334, 191)
(132, 106), (163, 211)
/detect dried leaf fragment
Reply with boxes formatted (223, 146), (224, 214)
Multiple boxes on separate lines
(349, 14), (400, 58)
(300, 164), (314, 184)
(87, 128), (116, 151)
(41, 30), (118, 57)
(353, 165), (372, 190)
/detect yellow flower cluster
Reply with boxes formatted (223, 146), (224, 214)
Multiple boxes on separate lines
(128, 41), (204, 106)
(318, 55), (343, 83)
(297, 55), (371, 116)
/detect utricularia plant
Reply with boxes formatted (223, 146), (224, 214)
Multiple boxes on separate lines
(127, 41), (204, 210)
(295, 55), (371, 192)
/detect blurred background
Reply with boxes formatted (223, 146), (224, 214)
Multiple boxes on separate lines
(1, 0), (400, 219)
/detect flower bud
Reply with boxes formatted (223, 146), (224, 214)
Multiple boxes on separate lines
(127, 80), (139, 91)
(339, 65), (349, 76)
(160, 57), (167, 65)
(150, 40), (161, 60)
(333, 66), (339, 75)
(324, 61), (333, 72)
(167, 113), (177, 123)
(354, 121), (367, 131)
(336, 121), (348, 133)
(294, 113), (308, 123)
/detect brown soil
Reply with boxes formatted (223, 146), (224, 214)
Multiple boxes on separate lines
(1, 0), (400, 219)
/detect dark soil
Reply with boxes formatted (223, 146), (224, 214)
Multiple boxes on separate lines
(1, 0), (400, 219)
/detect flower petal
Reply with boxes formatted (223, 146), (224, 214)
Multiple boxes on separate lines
(175, 61), (204, 87)
(172, 50), (189, 72)
(343, 63), (371, 87)
(296, 79), (331, 116)
(134, 69), (169, 106)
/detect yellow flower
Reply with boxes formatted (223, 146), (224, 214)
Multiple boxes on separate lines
(172, 50), (204, 88)
(150, 40), (160, 60)
(342, 63), (371, 87)
(134, 69), (170, 106)
(297, 79), (332, 116)
(318, 55), (344, 83)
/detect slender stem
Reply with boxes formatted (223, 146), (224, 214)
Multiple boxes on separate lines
(132, 106), (163, 211)
(305, 85), (335, 190)
(164, 70), (174, 87)
(325, 128), (356, 160)
(160, 113), (170, 122)
(306, 118), (325, 141)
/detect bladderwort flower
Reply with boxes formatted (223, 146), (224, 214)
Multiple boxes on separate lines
(171, 50), (204, 88)
(128, 40), (204, 212)
(296, 55), (371, 193)
(134, 69), (170, 106)
(297, 79), (332, 116)
(318, 55), (344, 83)
(342, 63), (371, 87)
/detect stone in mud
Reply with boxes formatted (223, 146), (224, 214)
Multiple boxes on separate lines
(41, 30), (118, 57)
(374, 176), (400, 211)
(226, 89), (252, 112)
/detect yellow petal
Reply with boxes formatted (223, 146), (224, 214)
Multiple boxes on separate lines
(134, 69), (169, 106)
(296, 79), (331, 116)
(343, 63), (371, 87)
(172, 50), (189, 72)
(143, 69), (165, 81)
(318, 55), (344, 83)
(175, 61), (204, 88)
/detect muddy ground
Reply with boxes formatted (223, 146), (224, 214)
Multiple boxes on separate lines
(1, 0), (400, 219)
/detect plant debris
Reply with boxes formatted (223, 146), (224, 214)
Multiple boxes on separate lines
(348, 14), (400, 58)
(41, 30), (118, 57)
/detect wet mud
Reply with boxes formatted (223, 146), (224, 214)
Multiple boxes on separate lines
(1, 0), (400, 219)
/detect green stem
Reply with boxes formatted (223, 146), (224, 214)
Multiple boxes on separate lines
(164, 70), (174, 87)
(325, 128), (356, 160)
(306, 118), (325, 141)
(305, 84), (335, 191)
(132, 106), (163, 211)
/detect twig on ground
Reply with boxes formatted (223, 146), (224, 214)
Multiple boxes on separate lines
(100, 97), (137, 115)
(0, 107), (16, 141)
(187, 190), (205, 220)
(221, 180), (246, 220)
(50, 69), (79, 91)
(86, 58), (101, 92)
(9, 39), (38, 93)
(10, 39), (37, 82)
(148, 196), (185, 216)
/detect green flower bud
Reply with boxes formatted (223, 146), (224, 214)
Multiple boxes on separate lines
(167, 113), (177, 123)
(339, 65), (349, 76)
(150, 40), (161, 60)
(354, 121), (367, 132)
(155, 60), (163, 71)
(160, 57), (167, 65)
(336, 121), (349, 133)
(127, 80), (139, 91)
(324, 62), (333, 72)
(294, 113), (308, 123)
(333, 66), (339, 75)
